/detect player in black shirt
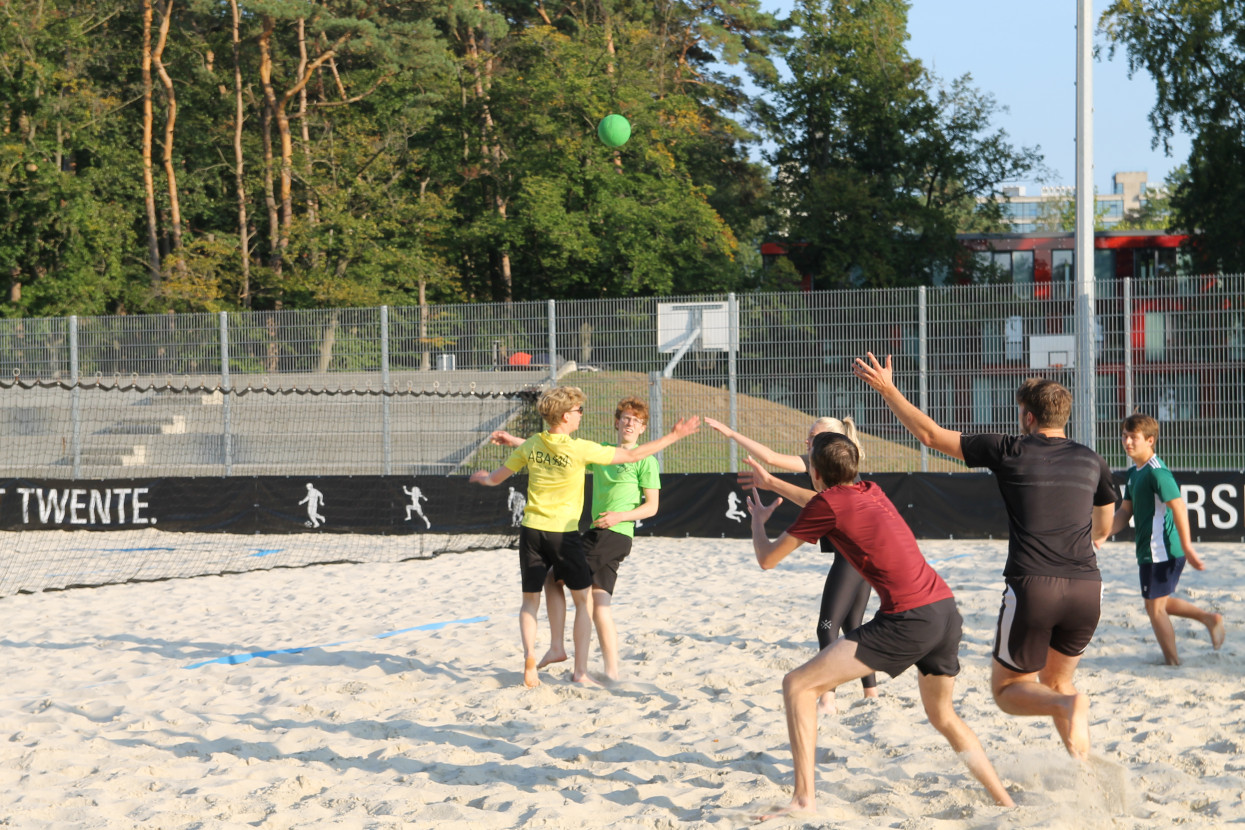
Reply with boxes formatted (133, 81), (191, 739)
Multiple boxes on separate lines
(854, 353), (1116, 759)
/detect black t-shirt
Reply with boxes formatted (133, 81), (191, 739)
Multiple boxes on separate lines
(961, 433), (1117, 581)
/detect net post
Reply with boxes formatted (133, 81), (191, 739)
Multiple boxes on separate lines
(547, 299), (557, 387)
(381, 305), (392, 475)
(220, 311), (232, 476)
(1123, 277), (1133, 415)
(70, 315), (81, 479)
(918, 286), (929, 473)
(728, 293), (738, 473)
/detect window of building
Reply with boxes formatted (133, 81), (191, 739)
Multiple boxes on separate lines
(1052, 250), (1073, 283)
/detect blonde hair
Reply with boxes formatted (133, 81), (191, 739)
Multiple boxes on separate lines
(808, 416), (865, 463)
(537, 386), (586, 427)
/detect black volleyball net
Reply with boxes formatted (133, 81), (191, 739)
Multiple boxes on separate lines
(0, 376), (542, 597)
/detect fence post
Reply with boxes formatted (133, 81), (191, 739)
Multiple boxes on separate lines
(918, 287), (928, 473)
(547, 299), (558, 386)
(69, 316), (81, 480)
(649, 370), (664, 471)
(220, 311), (232, 476)
(728, 292), (739, 473)
(381, 305), (392, 475)
(1123, 277), (1133, 416)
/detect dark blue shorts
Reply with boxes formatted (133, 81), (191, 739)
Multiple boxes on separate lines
(1140, 557), (1186, 600)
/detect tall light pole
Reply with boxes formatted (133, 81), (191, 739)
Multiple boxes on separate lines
(1074, 0), (1096, 448)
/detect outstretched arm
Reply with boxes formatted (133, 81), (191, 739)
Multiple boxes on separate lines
(740, 455), (817, 507)
(1166, 497), (1205, 570)
(747, 488), (803, 569)
(853, 352), (964, 461)
(470, 466), (514, 487)
(612, 416), (701, 464)
(490, 429), (524, 448)
(703, 416), (806, 473)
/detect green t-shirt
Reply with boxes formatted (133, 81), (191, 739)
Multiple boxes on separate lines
(504, 432), (615, 533)
(1123, 455), (1184, 564)
(588, 443), (661, 539)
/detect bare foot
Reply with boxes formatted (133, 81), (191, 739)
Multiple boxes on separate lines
(755, 796), (816, 821)
(1209, 613), (1226, 650)
(863, 687), (879, 699)
(571, 671), (602, 687)
(523, 657), (540, 688)
(536, 647), (568, 669)
(817, 691), (837, 715)
(1062, 693), (1090, 760)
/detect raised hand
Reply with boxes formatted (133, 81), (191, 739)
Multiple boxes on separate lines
(740, 455), (777, 492)
(490, 429), (522, 447)
(672, 415), (702, 438)
(852, 352), (895, 394)
(746, 486), (782, 523)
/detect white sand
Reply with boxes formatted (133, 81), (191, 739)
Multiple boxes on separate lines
(0, 536), (1240, 828)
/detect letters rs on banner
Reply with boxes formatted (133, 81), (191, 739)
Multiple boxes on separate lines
(1, 472), (1243, 541)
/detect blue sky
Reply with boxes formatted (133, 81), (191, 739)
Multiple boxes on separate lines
(758, 0), (1193, 195)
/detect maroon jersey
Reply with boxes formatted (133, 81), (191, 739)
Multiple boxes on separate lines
(786, 481), (952, 614)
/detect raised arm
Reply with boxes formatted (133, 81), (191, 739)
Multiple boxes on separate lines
(703, 416), (807, 473)
(595, 488), (659, 529)
(741, 455), (817, 507)
(470, 466), (514, 487)
(747, 488), (804, 569)
(853, 352), (964, 461)
(611, 416), (701, 464)
(490, 429), (524, 448)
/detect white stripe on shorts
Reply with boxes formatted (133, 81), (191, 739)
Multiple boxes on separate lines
(996, 584), (1019, 669)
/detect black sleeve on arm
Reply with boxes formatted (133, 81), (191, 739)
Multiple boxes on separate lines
(960, 433), (999, 470)
(1093, 454), (1119, 506)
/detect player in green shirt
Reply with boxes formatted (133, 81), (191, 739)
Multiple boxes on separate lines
(473, 387), (698, 687)
(492, 396), (663, 681)
(1105, 411), (1225, 665)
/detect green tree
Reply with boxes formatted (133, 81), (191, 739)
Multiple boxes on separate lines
(1100, 0), (1245, 269)
(761, 0), (1040, 288)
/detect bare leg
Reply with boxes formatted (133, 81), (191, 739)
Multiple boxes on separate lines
(992, 652), (1089, 759)
(757, 639), (873, 820)
(537, 573), (568, 668)
(1144, 596), (1181, 665)
(519, 591), (542, 687)
(591, 586), (621, 681)
(917, 673), (1015, 807)
(1157, 595), (1225, 651)
(568, 586), (599, 685)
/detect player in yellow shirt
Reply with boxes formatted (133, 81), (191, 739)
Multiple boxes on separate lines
(471, 386), (699, 687)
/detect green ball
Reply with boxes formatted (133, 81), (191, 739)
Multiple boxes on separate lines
(597, 114), (631, 148)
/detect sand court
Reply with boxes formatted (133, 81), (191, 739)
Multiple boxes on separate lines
(0, 535), (1240, 828)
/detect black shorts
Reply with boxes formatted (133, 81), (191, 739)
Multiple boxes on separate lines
(582, 528), (633, 595)
(844, 597), (962, 678)
(518, 527), (592, 593)
(994, 575), (1101, 673)
(1140, 557), (1185, 600)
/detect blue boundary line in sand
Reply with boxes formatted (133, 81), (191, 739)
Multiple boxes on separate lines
(181, 616), (489, 669)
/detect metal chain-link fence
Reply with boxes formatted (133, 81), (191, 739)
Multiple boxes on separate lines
(1, 274), (1241, 477)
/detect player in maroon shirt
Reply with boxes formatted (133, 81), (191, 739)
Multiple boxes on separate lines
(749, 432), (1014, 819)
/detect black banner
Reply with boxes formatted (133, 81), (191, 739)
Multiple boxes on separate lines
(1, 471), (1243, 541)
